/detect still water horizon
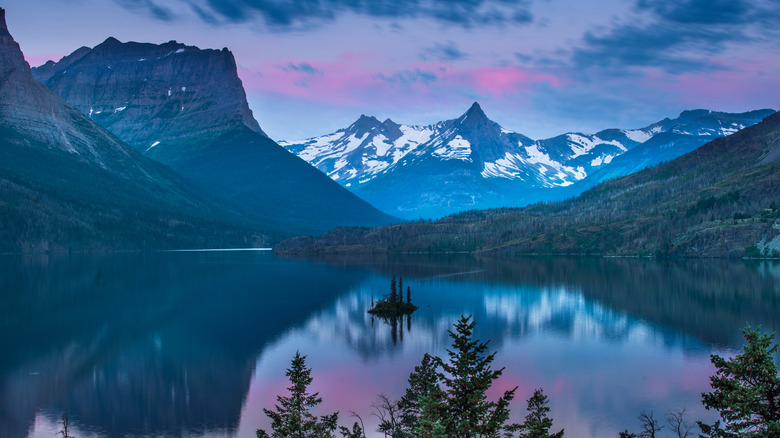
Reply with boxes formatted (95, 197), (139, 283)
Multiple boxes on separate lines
(1, 251), (778, 438)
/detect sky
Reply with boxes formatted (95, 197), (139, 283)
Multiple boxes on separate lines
(4, 0), (780, 141)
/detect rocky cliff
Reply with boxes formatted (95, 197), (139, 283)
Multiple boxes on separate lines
(32, 38), (265, 152)
(0, 8), (267, 252)
(32, 37), (396, 236)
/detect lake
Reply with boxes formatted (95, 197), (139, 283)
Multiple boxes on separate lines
(1, 251), (779, 438)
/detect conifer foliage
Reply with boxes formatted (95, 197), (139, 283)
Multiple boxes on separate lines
(518, 389), (564, 438)
(698, 327), (780, 438)
(257, 351), (339, 438)
(436, 315), (518, 437)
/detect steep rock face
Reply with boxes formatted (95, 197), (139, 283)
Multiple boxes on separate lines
(33, 38), (395, 235)
(282, 103), (774, 219)
(0, 8), (267, 252)
(1, 11), (156, 178)
(32, 38), (265, 151)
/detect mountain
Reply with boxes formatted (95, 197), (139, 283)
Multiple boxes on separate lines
(281, 104), (774, 219)
(32, 39), (395, 236)
(31, 38), (265, 148)
(0, 8), (266, 252)
(276, 111), (780, 258)
(572, 109), (776, 191)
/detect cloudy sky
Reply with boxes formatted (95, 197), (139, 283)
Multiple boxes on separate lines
(4, 0), (779, 141)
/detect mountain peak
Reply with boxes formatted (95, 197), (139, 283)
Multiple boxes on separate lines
(32, 37), (267, 145)
(357, 114), (379, 123)
(459, 102), (490, 126)
(350, 114), (382, 131)
(466, 101), (486, 117)
(0, 8), (31, 74)
(0, 8), (9, 37)
(100, 36), (122, 46)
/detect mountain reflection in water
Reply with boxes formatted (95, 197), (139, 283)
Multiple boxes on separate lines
(1, 252), (777, 438)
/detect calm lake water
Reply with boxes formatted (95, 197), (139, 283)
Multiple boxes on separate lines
(1, 251), (779, 438)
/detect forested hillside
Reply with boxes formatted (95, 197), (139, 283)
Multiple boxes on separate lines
(276, 112), (780, 258)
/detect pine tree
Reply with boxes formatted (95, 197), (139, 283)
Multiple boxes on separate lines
(518, 389), (563, 438)
(416, 391), (448, 438)
(437, 315), (518, 437)
(390, 275), (397, 306)
(257, 351), (339, 438)
(399, 277), (404, 303)
(407, 286), (411, 305)
(399, 353), (442, 435)
(698, 326), (780, 438)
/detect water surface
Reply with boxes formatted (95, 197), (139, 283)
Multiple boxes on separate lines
(1, 252), (778, 438)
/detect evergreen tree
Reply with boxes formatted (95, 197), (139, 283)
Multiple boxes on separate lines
(339, 421), (365, 438)
(257, 351), (339, 438)
(437, 315), (518, 437)
(398, 353), (442, 435)
(517, 389), (563, 438)
(399, 277), (404, 303)
(407, 286), (411, 305)
(390, 275), (397, 305)
(416, 391), (449, 438)
(698, 326), (780, 438)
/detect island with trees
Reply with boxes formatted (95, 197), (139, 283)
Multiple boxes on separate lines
(368, 275), (418, 316)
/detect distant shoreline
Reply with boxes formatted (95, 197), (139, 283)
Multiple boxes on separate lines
(166, 248), (273, 252)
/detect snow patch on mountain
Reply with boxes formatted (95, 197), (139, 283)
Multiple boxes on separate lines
(433, 135), (472, 161)
(567, 134), (626, 158)
(591, 154), (615, 167)
(623, 129), (653, 143)
(281, 105), (773, 196)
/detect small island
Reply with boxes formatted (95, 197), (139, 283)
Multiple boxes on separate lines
(368, 275), (419, 316)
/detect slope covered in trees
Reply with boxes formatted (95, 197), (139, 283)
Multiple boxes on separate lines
(276, 112), (780, 258)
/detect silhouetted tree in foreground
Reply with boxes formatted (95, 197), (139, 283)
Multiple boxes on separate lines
(637, 411), (662, 438)
(435, 315), (518, 437)
(621, 326), (780, 438)
(517, 389), (564, 438)
(256, 351), (341, 438)
(373, 316), (534, 437)
(698, 327), (780, 438)
(59, 414), (73, 438)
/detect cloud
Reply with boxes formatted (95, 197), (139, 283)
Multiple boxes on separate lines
(120, 0), (535, 29)
(572, 23), (737, 74)
(113, 0), (176, 21)
(278, 62), (322, 75)
(420, 41), (468, 62)
(569, 0), (780, 75)
(636, 0), (754, 25)
(374, 69), (439, 85)
(240, 55), (560, 112)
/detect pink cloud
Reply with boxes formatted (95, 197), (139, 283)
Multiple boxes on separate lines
(239, 54), (563, 111)
(459, 66), (562, 96)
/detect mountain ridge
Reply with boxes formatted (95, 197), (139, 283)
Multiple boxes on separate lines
(276, 111), (780, 257)
(281, 103), (774, 218)
(33, 37), (397, 237)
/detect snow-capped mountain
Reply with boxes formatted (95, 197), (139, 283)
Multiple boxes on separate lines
(281, 104), (774, 219)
